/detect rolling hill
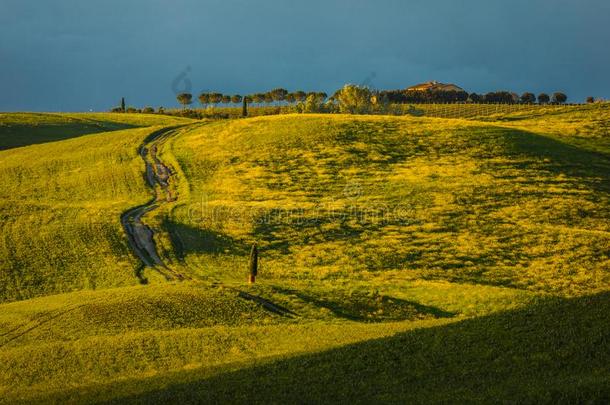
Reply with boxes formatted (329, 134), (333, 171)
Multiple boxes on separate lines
(0, 113), (195, 302)
(0, 106), (608, 403)
(163, 112), (610, 295)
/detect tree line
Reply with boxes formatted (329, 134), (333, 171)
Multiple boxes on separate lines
(112, 85), (587, 115)
(177, 88), (569, 110)
(175, 88), (329, 109)
(380, 89), (569, 104)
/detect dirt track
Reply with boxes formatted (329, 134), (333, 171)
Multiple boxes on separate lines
(121, 126), (187, 281)
(119, 123), (299, 316)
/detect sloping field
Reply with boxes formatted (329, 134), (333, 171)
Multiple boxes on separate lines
(165, 112), (610, 295)
(0, 114), (195, 302)
(0, 287), (606, 403)
(0, 281), (460, 402)
(0, 107), (608, 403)
(42, 292), (609, 404)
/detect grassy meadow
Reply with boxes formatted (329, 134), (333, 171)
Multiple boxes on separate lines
(166, 111), (610, 295)
(0, 105), (609, 403)
(41, 292), (608, 404)
(0, 114), (194, 302)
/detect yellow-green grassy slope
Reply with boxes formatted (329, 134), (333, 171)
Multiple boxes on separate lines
(0, 114), (194, 302)
(484, 102), (610, 155)
(0, 286), (606, 403)
(43, 292), (610, 404)
(0, 281), (462, 402)
(167, 111), (610, 295)
(0, 108), (609, 403)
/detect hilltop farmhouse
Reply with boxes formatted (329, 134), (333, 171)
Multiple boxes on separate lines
(407, 81), (465, 92)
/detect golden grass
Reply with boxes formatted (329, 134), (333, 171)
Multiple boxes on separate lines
(164, 112), (609, 295)
(0, 107), (608, 402)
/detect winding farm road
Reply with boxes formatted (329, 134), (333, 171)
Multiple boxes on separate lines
(121, 125), (188, 281)
(120, 122), (298, 317)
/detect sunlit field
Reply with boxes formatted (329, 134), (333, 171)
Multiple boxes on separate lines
(0, 105), (608, 402)
(165, 111), (610, 295)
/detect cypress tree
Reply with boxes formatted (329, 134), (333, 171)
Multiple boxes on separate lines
(248, 244), (258, 283)
(120, 97), (125, 112)
(242, 97), (248, 117)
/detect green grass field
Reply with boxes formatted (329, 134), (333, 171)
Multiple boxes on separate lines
(0, 113), (194, 302)
(0, 106), (608, 403)
(165, 112), (609, 295)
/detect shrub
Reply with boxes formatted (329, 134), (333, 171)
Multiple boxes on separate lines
(370, 92), (393, 114)
(179, 109), (201, 119)
(293, 91), (307, 102)
(300, 93), (327, 113)
(468, 93), (482, 103)
(337, 84), (373, 114)
(198, 93), (210, 106)
(484, 91), (514, 104)
(270, 88), (288, 103)
(251, 93), (265, 104)
(242, 97), (248, 117)
(248, 244), (258, 283)
(142, 107), (154, 114)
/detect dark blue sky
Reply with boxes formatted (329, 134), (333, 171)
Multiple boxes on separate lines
(1, 0), (609, 111)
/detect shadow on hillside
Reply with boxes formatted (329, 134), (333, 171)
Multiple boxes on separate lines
(0, 120), (137, 150)
(50, 291), (610, 403)
(251, 209), (382, 255)
(494, 127), (610, 193)
(248, 201), (429, 255)
(269, 285), (455, 322)
(164, 218), (249, 259)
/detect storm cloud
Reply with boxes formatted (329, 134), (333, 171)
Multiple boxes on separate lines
(1, 0), (608, 111)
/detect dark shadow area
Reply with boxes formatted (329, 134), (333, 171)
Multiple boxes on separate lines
(494, 127), (610, 193)
(269, 286), (455, 322)
(249, 201), (428, 258)
(163, 218), (249, 259)
(251, 209), (379, 255)
(47, 292), (610, 404)
(134, 263), (149, 285)
(0, 116), (138, 150)
(235, 290), (298, 318)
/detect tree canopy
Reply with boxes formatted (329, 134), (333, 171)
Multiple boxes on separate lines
(176, 93), (193, 108)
